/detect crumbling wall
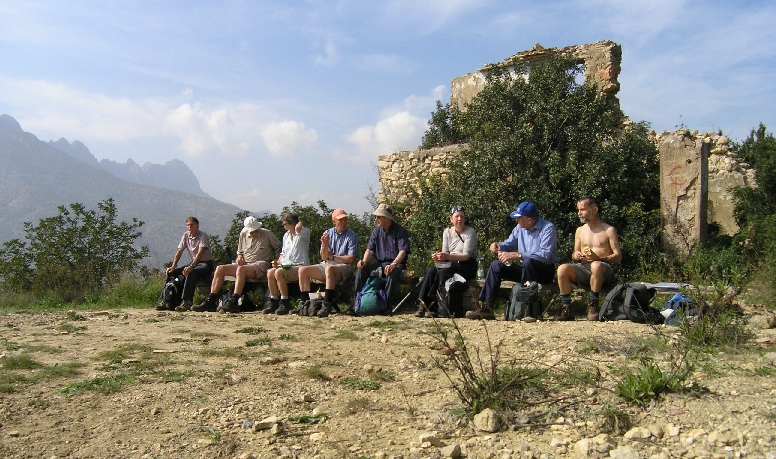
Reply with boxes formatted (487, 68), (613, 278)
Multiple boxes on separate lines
(451, 40), (622, 110)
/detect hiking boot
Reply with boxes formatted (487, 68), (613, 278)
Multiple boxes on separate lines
(553, 304), (575, 321)
(275, 299), (291, 315)
(193, 294), (218, 312)
(587, 300), (599, 321)
(424, 310), (437, 319)
(465, 302), (495, 320)
(522, 316), (537, 323)
(414, 300), (427, 318)
(174, 300), (192, 312)
(262, 297), (280, 314)
(317, 301), (335, 318)
(219, 295), (240, 313)
(155, 301), (172, 311)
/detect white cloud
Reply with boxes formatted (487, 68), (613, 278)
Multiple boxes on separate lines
(314, 35), (340, 67)
(385, 0), (487, 29)
(344, 111), (426, 162)
(166, 102), (256, 157)
(260, 120), (318, 156)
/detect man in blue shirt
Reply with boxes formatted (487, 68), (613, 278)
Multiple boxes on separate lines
(468, 202), (559, 320)
(355, 203), (410, 308)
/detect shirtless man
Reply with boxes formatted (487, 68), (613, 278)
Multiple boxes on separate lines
(554, 196), (622, 321)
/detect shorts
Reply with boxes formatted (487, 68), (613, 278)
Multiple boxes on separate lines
(313, 260), (354, 280)
(274, 265), (302, 282)
(571, 262), (613, 287)
(246, 260), (271, 278)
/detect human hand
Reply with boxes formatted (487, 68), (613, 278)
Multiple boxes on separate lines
(237, 254), (246, 266)
(384, 264), (395, 275)
(489, 242), (500, 253)
(321, 232), (330, 244)
(165, 266), (174, 275)
(183, 266), (192, 276)
(357, 260), (366, 269)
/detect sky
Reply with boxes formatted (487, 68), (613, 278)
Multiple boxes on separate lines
(1, 0), (774, 215)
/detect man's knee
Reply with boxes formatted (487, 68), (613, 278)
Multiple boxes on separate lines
(557, 263), (576, 280)
(324, 266), (340, 282)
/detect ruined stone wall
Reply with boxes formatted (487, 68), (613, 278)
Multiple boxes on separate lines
(451, 40), (622, 110)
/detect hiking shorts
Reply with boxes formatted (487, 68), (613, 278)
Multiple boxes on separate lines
(274, 265), (302, 282)
(313, 261), (354, 281)
(246, 260), (271, 278)
(571, 262), (613, 287)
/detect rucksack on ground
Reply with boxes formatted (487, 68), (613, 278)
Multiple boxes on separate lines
(355, 277), (388, 316)
(599, 283), (662, 324)
(504, 281), (541, 321)
(158, 274), (185, 310)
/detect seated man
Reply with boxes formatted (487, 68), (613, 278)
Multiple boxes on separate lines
(555, 196), (622, 321)
(355, 204), (410, 309)
(193, 216), (280, 312)
(262, 213), (311, 315)
(468, 202), (558, 320)
(293, 208), (359, 318)
(162, 216), (214, 311)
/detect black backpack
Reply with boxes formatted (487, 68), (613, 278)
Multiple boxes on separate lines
(505, 282), (541, 321)
(159, 274), (185, 310)
(598, 283), (662, 324)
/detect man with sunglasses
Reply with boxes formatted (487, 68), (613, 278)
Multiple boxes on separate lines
(355, 203), (410, 308)
(468, 202), (558, 320)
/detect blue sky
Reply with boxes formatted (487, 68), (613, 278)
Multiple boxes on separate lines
(1, 1), (774, 215)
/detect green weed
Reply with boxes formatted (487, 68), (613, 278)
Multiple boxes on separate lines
(616, 360), (689, 405)
(61, 373), (137, 396)
(345, 397), (370, 414)
(303, 364), (329, 381)
(55, 323), (86, 334)
(340, 377), (380, 390)
(333, 330), (358, 340)
(245, 337), (271, 347)
(288, 413), (328, 424)
(235, 326), (266, 334)
(2, 354), (43, 370)
(368, 370), (395, 382)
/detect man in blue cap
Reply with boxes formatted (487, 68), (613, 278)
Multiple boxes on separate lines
(467, 202), (558, 320)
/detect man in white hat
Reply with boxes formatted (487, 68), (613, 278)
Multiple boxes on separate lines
(193, 216), (280, 312)
(355, 203), (410, 308)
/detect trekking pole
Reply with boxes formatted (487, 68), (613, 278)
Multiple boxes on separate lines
(392, 278), (423, 314)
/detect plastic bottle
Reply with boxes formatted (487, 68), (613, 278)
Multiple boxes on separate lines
(477, 257), (485, 280)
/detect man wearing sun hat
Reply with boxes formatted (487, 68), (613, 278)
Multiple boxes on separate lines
(468, 202), (558, 320)
(280, 208), (359, 317)
(355, 203), (410, 310)
(193, 215), (280, 312)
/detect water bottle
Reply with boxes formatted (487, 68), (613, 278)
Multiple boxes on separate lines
(477, 257), (485, 280)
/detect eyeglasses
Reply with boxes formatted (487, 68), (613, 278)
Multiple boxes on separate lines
(450, 205), (465, 216)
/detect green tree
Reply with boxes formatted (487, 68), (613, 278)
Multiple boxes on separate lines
(0, 199), (149, 300)
(406, 55), (661, 279)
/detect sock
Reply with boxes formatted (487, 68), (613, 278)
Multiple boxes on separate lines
(300, 291), (310, 301)
(270, 295), (279, 300)
(561, 294), (571, 305)
(325, 289), (335, 302)
(589, 291), (600, 303)
(280, 296), (288, 300)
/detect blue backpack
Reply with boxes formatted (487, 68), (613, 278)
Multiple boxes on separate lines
(355, 277), (388, 316)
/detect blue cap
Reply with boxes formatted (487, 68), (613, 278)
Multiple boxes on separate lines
(509, 202), (538, 219)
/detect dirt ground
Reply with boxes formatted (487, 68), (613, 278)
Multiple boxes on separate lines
(0, 306), (775, 459)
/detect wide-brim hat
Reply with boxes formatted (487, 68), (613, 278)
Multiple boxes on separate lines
(509, 202), (539, 219)
(243, 216), (262, 231)
(373, 203), (395, 221)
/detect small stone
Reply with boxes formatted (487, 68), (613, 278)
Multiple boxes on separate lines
(237, 454), (256, 459)
(122, 358), (141, 364)
(750, 312), (776, 329)
(381, 335), (389, 344)
(363, 363), (374, 372)
(664, 424), (680, 437)
(302, 394), (315, 403)
(439, 443), (461, 459)
(419, 432), (442, 446)
(310, 432), (324, 442)
(151, 406), (161, 415)
(609, 445), (640, 459)
(624, 426), (651, 440)
(229, 374), (246, 384)
(253, 416), (280, 431)
(241, 420), (253, 429)
(760, 352), (776, 366)
(473, 408), (501, 432)
(708, 430), (737, 445)
(270, 423), (283, 436)
(8, 430), (20, 437)
(647, 423), (663, 438)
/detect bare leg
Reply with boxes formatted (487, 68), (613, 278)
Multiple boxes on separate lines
(276, 269), (289, 297)
(266, 268), (279, 297)
(556, 263), (578, 295)
(588, 261), (605, 293)
(210, 264), (238, 294)
(298, 265), (325, 292)
(234, 265), (259, 295)
(325, 265), (342, 290)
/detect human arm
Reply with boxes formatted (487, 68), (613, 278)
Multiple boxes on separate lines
(183, 246), (207, 276)
(524, 221), (558, 264)
(166, 247), (185, 275)
(357, 249), (374, 269)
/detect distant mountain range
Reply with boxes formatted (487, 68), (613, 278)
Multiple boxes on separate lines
(0, 114), (244, 268)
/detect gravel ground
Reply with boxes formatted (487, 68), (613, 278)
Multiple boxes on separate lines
(0, 307), (775, 459)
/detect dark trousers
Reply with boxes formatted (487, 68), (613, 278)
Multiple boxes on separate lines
(478, 258), (554, 303)
(418, 258), (477, 316)
(170, 261), (214, 302)
(355, 261), (404, 304)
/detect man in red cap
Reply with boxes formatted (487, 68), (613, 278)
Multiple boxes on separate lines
(289, 208), (359, 317)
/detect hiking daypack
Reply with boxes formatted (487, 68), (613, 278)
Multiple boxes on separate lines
(158, 274), (185, 310)
(355, 277), (388, 316)
(598, 283), (662, 324)
(216, 291), (256, 313)
(504, 282), (541, 321)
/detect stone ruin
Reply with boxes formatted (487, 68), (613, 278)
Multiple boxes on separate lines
(377, 40), (756, 255)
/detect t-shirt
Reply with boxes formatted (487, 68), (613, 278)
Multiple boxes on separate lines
(279, 227), (311, 266)
(442, 226), (477, 259)
(238, 228), (281, 263)
(178, 230), (213, 262)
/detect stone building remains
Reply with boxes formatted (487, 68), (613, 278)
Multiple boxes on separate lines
(377, 40), (756, 255)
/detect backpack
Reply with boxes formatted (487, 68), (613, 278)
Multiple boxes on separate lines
(355, 277), (388, 316)
(504, 282), (541, 321)
(158, 274), (185, 310)
(598, 283), (662, 324)
(298, 298), (324, 316)
(217, 292), (256, 313)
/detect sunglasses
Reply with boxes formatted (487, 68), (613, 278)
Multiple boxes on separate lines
(450, 205), (465, 216)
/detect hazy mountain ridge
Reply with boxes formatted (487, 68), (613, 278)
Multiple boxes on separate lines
(0, 116), (244, 267)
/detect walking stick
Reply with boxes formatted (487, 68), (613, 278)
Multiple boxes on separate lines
(391, 278), (423, 314)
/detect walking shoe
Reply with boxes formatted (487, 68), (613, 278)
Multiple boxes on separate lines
(175, 300), (192, 312)
(317, 301), (334, 318)
(262, 297), (280, 314)
(155, 301), (172, 311)
(465, 302), (495, 320)
(275, 298), (291, 315)
(553, 304), (575, 321)
(219, 295), (240, 313)
(193, 294), (218, 312)
(587, 299), (599, 321)
(522, 316), (537, 323)
(414, 300), (427, 318)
